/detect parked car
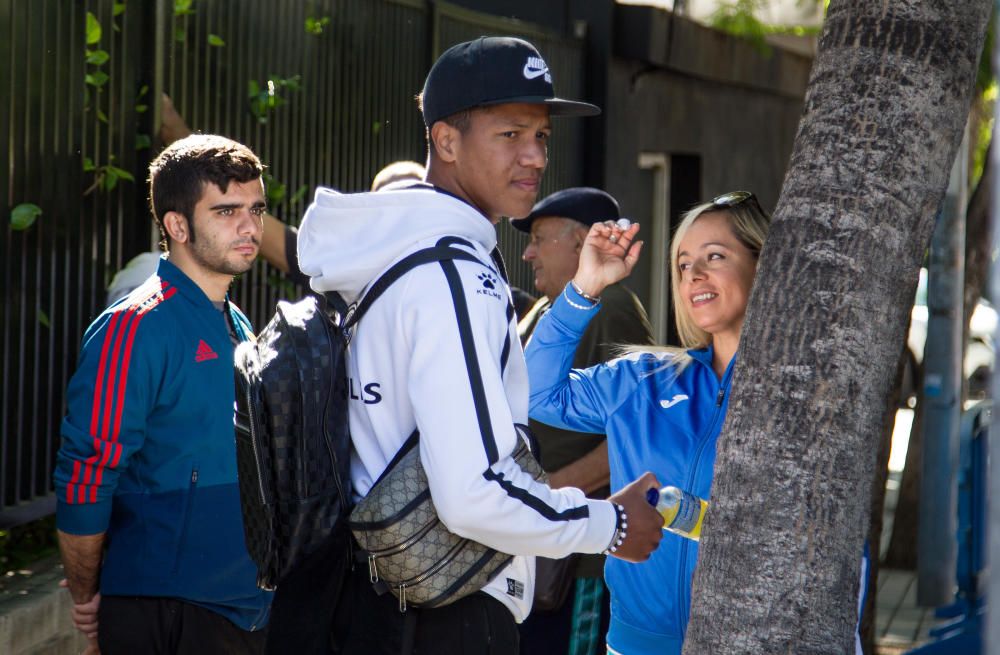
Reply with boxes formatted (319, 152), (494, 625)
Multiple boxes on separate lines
(903, 268), (996, 404)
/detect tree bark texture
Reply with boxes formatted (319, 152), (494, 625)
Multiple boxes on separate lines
(860, 345), (907, 654)
(682, 3), (991, 654)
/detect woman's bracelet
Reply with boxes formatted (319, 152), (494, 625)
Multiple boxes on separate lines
(603, 503), (628, 555)
(570, 279), (601, 304)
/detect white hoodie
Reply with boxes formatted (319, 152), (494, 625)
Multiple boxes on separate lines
(298, 186), (616, 621)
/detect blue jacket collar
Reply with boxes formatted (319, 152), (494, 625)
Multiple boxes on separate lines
(687, 345), (715, 367)
(156, 256), (230, 312)
(687, 344), (738, 381)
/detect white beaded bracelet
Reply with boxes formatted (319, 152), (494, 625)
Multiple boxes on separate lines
(603, 503), (628, 555)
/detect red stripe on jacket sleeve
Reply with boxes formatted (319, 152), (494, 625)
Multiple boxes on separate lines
(82, 309), (135, 490)
(69, 281), (171, 505)
(68, 312), (123, 504)
(89, 287), (166, 501)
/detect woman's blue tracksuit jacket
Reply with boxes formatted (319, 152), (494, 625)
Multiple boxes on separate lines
(526, 283), (733, 655)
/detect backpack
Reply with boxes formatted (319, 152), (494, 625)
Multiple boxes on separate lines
(233, 241), (483, 590)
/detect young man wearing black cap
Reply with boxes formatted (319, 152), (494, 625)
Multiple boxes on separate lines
(298, 37), (664, 653)
(514, 187), (654, 655)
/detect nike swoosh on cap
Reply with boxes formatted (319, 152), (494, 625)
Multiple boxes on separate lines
(522, 64), (548, 80)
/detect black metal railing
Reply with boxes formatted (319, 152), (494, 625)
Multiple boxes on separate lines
(0, 0), (586, 523)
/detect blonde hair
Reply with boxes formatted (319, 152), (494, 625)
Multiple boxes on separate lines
(620, 195), (771, 371)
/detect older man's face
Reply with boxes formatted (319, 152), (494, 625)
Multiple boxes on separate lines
(522, 216), (584, 298)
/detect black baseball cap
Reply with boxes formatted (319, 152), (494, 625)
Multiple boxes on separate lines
(421, 36), (600, 127)
(511, 187), (621, 233)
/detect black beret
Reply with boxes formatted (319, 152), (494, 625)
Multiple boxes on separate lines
(510, 187), (621, 233)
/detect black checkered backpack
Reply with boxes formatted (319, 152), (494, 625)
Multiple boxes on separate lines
(233, 241), (484, 591)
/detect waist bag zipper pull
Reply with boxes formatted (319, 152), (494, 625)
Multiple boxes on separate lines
(368, 555), (379, 583)
(398, 584), (407, 613)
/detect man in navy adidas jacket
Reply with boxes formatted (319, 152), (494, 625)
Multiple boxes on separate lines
(54, 134), (272, 654)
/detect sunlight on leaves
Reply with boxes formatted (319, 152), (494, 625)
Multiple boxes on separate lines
(10, 203), (42, 231)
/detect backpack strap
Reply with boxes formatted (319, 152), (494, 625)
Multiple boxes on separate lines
(342, 239), (483, 330)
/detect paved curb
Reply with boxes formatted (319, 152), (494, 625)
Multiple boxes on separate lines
(0, 555), (87, 655)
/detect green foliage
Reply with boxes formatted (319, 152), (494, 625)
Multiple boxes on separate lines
(248, 75), (302, 124)
(708, 0), (822, 54)
(85, 71), (110, 88)
(135, 133), (152, 150)
(84, 156), (135, 195)
(976, 12), (994, 97)
(174, 0), (195, 43)
(267, 272), (298, 296)
(0, 516), (58, 575)
(972, 83), (995, 186)
(85, 11), (102, 45)
(305, 16), (331, 35)
(263, 171), (307, 210)
(208, 34), (226, 47)
(970, 10), (996, 187)
(10, 203), (42, 231)
(85, 49), (109, 66)
(135, 84), (149, 114)
(112, 0), (126, 32)
(38, 309), (50, 328)
(710, 0), (770, 53)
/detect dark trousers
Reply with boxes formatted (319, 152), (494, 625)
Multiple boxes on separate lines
(265, 525), (351, 655)
(518, 579), (610, 655)
(98, 595), (266, 655)
(331, 564), (519, 655)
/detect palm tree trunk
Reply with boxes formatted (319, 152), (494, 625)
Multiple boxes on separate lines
(682, 3), (992, 653)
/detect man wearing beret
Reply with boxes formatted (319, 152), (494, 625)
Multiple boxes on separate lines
(298, 37), (664, 653)
(515, 188), (654, 655)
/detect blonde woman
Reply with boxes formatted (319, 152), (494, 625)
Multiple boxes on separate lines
(525, 192), (769, 655)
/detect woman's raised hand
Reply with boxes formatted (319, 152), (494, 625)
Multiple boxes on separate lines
(572, 220), (643, 299)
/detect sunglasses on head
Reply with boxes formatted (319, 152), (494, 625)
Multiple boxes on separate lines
(711, 190), (763, 213)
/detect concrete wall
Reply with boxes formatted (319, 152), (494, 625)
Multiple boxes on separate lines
(603, 6), (812, 339)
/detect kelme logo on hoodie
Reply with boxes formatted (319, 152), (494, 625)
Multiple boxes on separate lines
(476, 272), (503, 301)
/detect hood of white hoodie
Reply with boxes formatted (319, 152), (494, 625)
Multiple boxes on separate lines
(297, 186), (498, 302)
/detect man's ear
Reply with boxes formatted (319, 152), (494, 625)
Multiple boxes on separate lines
(163, 211), (190, 244)
(430, 122), (460, 163)
(573, 225), (589, 252)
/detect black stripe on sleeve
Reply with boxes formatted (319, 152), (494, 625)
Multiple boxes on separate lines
(499, 301), (515, 372)
(500, 332), (512, 373)
(439, 259), (500, 465)
(482, 469), (590, 521)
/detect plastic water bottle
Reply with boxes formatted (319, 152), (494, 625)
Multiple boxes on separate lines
(646, 486), (708, 541)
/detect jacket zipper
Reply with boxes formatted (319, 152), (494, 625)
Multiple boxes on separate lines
(172, 465), (200, 573)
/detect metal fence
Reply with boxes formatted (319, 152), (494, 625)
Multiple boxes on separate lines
(0, 0), (587, 523)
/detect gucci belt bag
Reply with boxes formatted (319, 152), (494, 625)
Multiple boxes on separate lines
(348, 426), (546, 611)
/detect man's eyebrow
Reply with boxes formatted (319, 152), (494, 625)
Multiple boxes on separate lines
(209, 203), (240, 211)
(500, 119), (552, 130)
